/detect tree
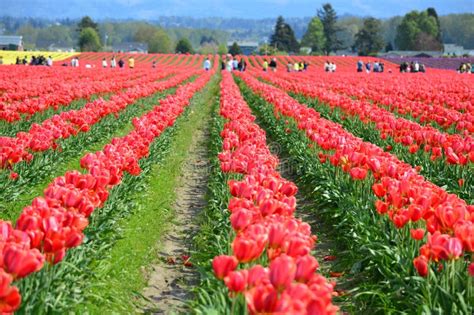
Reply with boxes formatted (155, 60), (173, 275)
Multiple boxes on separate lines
(77, 16), (99, 33)
(175, 38), (193, 54)
(301, 17), (326, 55)
(354, 17), (384, 56)
(318, 3), (343, 55)
(395, 10), (443, 51)
(78, 27), (101, 52)
(270, 16), (300, 53)
(217, 43), (228, 55)
(229, 42), (242, 56)
(427, 7), (442, 41)
(134, 24), (172, 53)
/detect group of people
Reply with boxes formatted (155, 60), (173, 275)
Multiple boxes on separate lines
(324, 61), (337, 72)
(220, 56), (247, 72)
(101, 56), (133, 69)
(458, 62), (473, 73)
(357, 60), (386, 73)
(399, 61), (426, 73)
(14, 55), (53, 66)
(288, 61), (309, 72)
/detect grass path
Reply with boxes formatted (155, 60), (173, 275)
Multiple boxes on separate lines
(79, 74), (219, 314)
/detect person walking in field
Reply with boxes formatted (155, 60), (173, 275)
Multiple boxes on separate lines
(226, 58), (233, 72)
(128, 57), (135, 69)
(118, 58), (125, 68)
(203, 57), (211, 71)
(294, 62), (300, 72)
(111, 56), (116, 68)
(263, 59), (269, 72)
(102, 58), (107, 68)
(46, 56), (53, 67)
(269, 58), (277, 72)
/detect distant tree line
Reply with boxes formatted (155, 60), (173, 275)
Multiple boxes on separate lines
(0, 9), (472, 55)
(268, 4), (458, 56)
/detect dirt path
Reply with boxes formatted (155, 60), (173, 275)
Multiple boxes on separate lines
(141, 123), (210, 314)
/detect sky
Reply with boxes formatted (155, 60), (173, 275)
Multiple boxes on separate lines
(2, 0), (473, 19)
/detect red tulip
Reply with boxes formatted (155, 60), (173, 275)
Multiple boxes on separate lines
(3, 245), (44, 279)
(295, 255), (319, 283)
(224, 270), (248, 293)
(410, 228), (425, 241)
(468, 262), (474, 277)
(212, 255), (238, 280)
(269, 254), (296, 292)
(413, 255), (429, 277)
(0, 270), (21, 313)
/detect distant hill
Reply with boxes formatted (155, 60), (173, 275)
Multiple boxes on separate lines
(1, 14), (473, 50)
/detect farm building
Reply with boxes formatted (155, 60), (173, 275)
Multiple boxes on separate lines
(0, 35), (23, 51)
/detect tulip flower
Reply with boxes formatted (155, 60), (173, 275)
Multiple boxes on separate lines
(212, 255), (239, 280)
(413, 255), (429, 277)
(269, 254), (296, 292)
(224, 270), (248, 293)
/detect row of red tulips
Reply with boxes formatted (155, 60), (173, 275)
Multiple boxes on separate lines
(236, 71), (474, 279)
(252, 69), (474, 167)
(0, 66), (107, 103)
(0, 68), (198, 172)
(0, 65), (180, 123)
(274, 68), (474, 134)
(0, 66), (215, 313)
(212, 71), (338, 314)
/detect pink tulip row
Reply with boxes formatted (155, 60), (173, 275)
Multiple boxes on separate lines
(0, 68), (200, 171)
(236, 71), (474, 278)
(252, 69), (474, 166)
(212, 72), (338, 314)
(0, 65), (215, 313)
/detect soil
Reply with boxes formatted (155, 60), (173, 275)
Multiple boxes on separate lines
(141, 123), (210, 314)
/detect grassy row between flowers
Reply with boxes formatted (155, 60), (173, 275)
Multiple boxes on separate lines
(236, 77), (472, 315)
(15, 73), (218, 314)
(0, 76), (196, 217)
(77, 73), (220, 314)
(292, 94), (474, 204)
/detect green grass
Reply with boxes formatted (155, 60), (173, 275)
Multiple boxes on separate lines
(81, 74), (220, 313)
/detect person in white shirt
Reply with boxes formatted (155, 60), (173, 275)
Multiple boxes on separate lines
(414, 61), (420, 72)
(102, 58), (107, 68)
(111, 56), (116, 68)
(330, 62), (337, 72)
(226, 58), (233, 72)
(46, 56), (53, 67)
(203, 57), (211, 71)
(324, 61), (330, 72)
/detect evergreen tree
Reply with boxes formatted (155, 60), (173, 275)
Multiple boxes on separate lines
(301, 17), (326, 55)
(229, 42), (242, 56)
(317, 3), (343, 55)
(270, 16), (300, 53)
(77, 16), (99, 33)
(78, 27), (101, 52)
(354, 17), (384, 56)
(427, 7), (442, 41)
(175, 38), (193, 54)
(395, 10), (443, 51)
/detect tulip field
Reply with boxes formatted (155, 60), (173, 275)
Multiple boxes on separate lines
(0, 52), (473, 314)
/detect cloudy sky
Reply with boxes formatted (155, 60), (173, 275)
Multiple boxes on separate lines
(2, 0), (473, 19)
